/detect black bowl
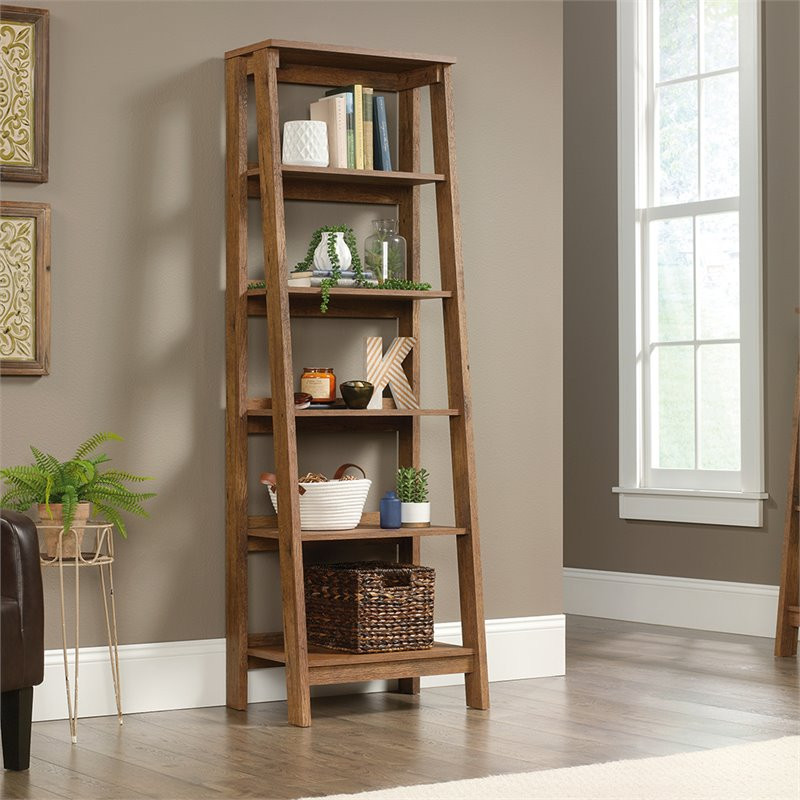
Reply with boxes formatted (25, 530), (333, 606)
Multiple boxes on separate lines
(340, 380), (374, 409)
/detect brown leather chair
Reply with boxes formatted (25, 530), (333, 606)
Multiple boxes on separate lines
(1, 510), (44, 771)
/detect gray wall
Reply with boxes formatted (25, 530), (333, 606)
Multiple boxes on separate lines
(563, 0), (799, 584)
(0, 1), (563, 648)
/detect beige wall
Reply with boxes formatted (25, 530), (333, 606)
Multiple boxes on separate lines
(0, 1), (563, 648)
(563, 0), (799, 583)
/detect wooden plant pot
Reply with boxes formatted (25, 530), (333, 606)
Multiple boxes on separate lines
(401, 502), (431, 528)
(38, 502), (91, 558)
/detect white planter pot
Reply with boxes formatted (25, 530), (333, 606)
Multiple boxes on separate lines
(313, 232), (352, 271)
(401, 502), (431, 528)
(282, 120), (329, 167)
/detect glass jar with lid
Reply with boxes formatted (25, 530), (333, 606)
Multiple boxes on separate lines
(364, 219), (406, 284)
(300, 367), (336, 404)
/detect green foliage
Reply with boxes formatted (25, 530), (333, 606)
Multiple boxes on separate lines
(294, 225), (366, 313)
(246, 224), (431, 309)
(364, 279), (432, 292)
(0, 432), (155, 538)
(364, 240), (404, 282)
(396, 467), (430, 504)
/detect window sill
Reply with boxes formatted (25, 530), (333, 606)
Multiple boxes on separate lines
(612, 487), (768, 527)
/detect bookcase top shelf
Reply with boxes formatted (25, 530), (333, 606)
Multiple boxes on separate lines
(224, 38), (457, 70)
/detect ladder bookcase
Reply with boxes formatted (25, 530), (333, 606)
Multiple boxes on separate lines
(224, 39), (489, 726)
(775, 362), (800, 656)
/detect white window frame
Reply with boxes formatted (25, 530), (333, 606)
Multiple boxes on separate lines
(615, 0), (766, 527)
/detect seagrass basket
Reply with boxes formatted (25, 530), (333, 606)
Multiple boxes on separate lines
(305, 561), (435, 653)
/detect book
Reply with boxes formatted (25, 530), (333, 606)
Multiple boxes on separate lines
(373, 95), (392, 171)
(309, 95), (347, 168)
(323, 90), (355, 167)
(362, 88), (374, 170)
(327, 85), (363, 169)
(311, 269), (376, 281)
(310, 277), (363, 288)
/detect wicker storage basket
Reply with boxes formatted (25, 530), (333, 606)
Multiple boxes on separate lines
(305, 561), (435, 653)
(260, 463), (371, 530)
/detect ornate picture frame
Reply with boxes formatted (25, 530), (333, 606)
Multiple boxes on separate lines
(0, 5), (49, 183)
(0, 201), (51, 375)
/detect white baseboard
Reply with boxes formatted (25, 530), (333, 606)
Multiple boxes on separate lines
(33, 614), (565, 722)
(564, 567), (789, 638)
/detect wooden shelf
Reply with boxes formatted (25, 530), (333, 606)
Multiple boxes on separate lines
(247, 398), (457, 417)
(246, 399), (458, 434)
(247, 165), (445, 203)
(226, 40), (454, 92)
(248, 514), (465, 544)
(225, 39), (456, 69)
(248, 637), (475, 686)
(249, 287), (450, 300)
(278, 165), (444, 186)
(247, 286), (451, 319)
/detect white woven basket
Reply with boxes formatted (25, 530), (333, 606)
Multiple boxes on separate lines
(261, 464), (371, 531)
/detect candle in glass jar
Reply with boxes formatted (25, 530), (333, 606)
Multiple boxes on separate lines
(300, 367), (336, 403)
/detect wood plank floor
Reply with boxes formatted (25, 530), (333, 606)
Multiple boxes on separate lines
(3, 616), (798, 798)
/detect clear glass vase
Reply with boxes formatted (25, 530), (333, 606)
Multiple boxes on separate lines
(364, 219), (406, 284)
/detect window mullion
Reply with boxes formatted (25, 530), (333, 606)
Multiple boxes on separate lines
(642, 0), (656, 485)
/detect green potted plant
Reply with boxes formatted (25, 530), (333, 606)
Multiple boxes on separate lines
(0, 432), (155, 558)
(294, 224), (366, 312)
(396, 466), (430, 527)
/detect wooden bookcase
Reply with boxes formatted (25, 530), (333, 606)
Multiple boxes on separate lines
(224, 39), (489, 726)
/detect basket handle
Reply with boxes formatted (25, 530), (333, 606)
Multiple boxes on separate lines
(381, 571), (412, 589)
(259, 472), (307, 495)
(332, 463), (367, 481)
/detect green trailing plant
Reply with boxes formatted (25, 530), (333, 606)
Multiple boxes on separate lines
(365, 279), (432, 292)
(294, 225), (366, 313)
(0, 432), (156, 538)
(396, 467), (430, 504)
(246, 224), (432, 308)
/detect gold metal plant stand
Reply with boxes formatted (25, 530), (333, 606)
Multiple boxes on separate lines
(38, 522), (123, 742)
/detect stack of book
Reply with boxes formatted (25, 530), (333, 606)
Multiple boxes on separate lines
(310, 268), (376, 288)
(309, 85), (392, 171)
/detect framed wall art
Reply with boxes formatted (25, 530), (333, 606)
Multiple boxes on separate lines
(0, 201), (51, 375)
(0, 5), (49, 183)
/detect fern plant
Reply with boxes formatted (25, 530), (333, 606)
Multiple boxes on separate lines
(0, 432), (155, 537)
(396, 467), (430, 503)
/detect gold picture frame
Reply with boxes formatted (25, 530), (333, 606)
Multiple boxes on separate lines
(0, 5), (49, 183)
(0, 201), (51, 375)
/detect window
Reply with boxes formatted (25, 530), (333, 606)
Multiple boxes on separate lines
(616, 0), (765, 526)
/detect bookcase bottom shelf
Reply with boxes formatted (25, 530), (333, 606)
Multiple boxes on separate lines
(247, 639), (475, 686)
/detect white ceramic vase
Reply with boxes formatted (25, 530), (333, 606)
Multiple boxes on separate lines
(282, 120), (329, 167)
(313, 232), (353, 271)
(401, 502), (431, 528)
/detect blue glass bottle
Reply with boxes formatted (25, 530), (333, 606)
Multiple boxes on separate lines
(380, 491), (401, 529)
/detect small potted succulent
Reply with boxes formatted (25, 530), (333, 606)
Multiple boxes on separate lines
(0, 432), (155, 558)
(396, 466), (430, 528)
